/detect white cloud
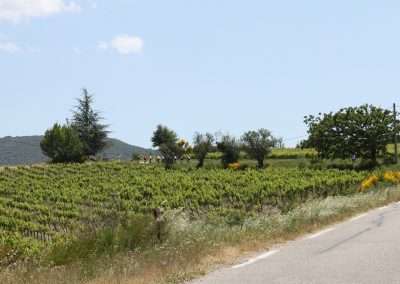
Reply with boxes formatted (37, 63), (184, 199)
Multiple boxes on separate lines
(0, 42), (20, 53)
(97, 41), (109, 50)
(0, 0), (81, 23)
(111, 34), (144, 54)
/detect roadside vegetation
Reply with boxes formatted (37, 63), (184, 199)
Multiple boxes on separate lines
(0, 176), (399, 283)
(1, 91), (400, 283)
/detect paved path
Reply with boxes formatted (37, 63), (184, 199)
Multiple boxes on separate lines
(190, 202), (400, 284)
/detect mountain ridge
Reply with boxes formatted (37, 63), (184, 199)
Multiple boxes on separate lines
(0, 135), (157, 166)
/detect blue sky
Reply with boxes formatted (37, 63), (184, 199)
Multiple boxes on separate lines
(1, 0), (399, 148)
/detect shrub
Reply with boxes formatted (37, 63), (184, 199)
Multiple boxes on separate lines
(217, 134), (240, 168)
(40, 123), (84, 163)
(359, 175), (379, 192)
(227, 163), (251, 171)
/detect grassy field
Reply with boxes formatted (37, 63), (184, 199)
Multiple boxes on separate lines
(204, 148), (317, 160)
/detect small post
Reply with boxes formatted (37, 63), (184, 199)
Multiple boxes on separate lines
(394, 103), (398, 164)
(153, 208), (162, 241)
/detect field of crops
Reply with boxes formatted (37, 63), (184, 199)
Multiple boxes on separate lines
(0, 162), (368, 259)
(205, 148), (317, 160)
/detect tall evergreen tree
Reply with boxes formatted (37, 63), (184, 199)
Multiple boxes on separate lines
(71, 88), (109, 157)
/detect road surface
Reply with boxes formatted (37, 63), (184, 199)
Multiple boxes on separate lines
(190, 202), (400, 284)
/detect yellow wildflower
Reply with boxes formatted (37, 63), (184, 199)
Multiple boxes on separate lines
(383, 171), (396, 183)
(228, 163), (241, 170)
(359, 175), (379, 192)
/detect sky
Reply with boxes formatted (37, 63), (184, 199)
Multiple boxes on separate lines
(1, 0), (400, 148)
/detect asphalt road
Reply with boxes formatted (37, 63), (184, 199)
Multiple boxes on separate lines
(190, 202), (400, 284)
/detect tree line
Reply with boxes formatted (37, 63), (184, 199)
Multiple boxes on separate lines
(151, 125), (277, 169)
(40, 89), (398, 170)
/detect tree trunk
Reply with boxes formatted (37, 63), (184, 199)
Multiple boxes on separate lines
(257, 159), (264, 170)
(371, 149), (377, 163)
(165, 158), (174, 170)
(197, 158), (204, 169)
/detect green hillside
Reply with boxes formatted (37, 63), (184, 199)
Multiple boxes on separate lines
(0, 136), (156, 166)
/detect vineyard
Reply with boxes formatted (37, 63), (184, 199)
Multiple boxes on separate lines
(0, 162), (368, 260)
(205, 148), (317, 160)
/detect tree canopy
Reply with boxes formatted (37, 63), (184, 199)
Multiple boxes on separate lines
(217, 134), (240, 168)
(40, 123), (84, 163)
(241, 129), (277, 169)
(151, 124), (179, 169)
(193, 132), (214, 168)
(302, 104), (395, 162)
(71, 88), (109, 157)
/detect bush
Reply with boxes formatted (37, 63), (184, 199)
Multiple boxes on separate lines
(40, 123), (84, 163)
(227, 163), (251, 171)
(217, 135), (240, 168)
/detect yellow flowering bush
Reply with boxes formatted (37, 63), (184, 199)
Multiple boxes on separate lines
(359, 175), (379, 192)
(227, 163), (241, 170)
(383, 170), (396, 182)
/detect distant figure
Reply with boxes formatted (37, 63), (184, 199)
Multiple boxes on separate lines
(157, 156), (161, 164)
(143, 156), (147, 164)
(352, 154), (356, 164)
(174, 156), (177, 163)
(149, 156), (152, 164)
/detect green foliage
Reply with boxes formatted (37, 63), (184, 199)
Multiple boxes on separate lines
(40, 123), (84, 163)
(216, 134), (240, 168)
(241, 129), (277, 169)
(302, 104), (395, 162)
(193, 132), (214, 168)
(268, 148), (317, 159)
(131, 152), (142, 162)
(71, 88), (109, 157)
(0, 136), (159, 166)
(48, 215), (157, 266)
(0, 163), (367, 262)
(151, 125), (179, 169)
(205, 148), (318, 160)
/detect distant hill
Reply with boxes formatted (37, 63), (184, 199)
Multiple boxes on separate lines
(0, 136), (157, 166)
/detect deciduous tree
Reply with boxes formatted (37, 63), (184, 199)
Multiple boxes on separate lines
(241, 129), (277, 169)
(302, 104), (395, 163)
(217, 134), (240, 168)
(151, 125), (179, 169)
(193, 132), (214, 168)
